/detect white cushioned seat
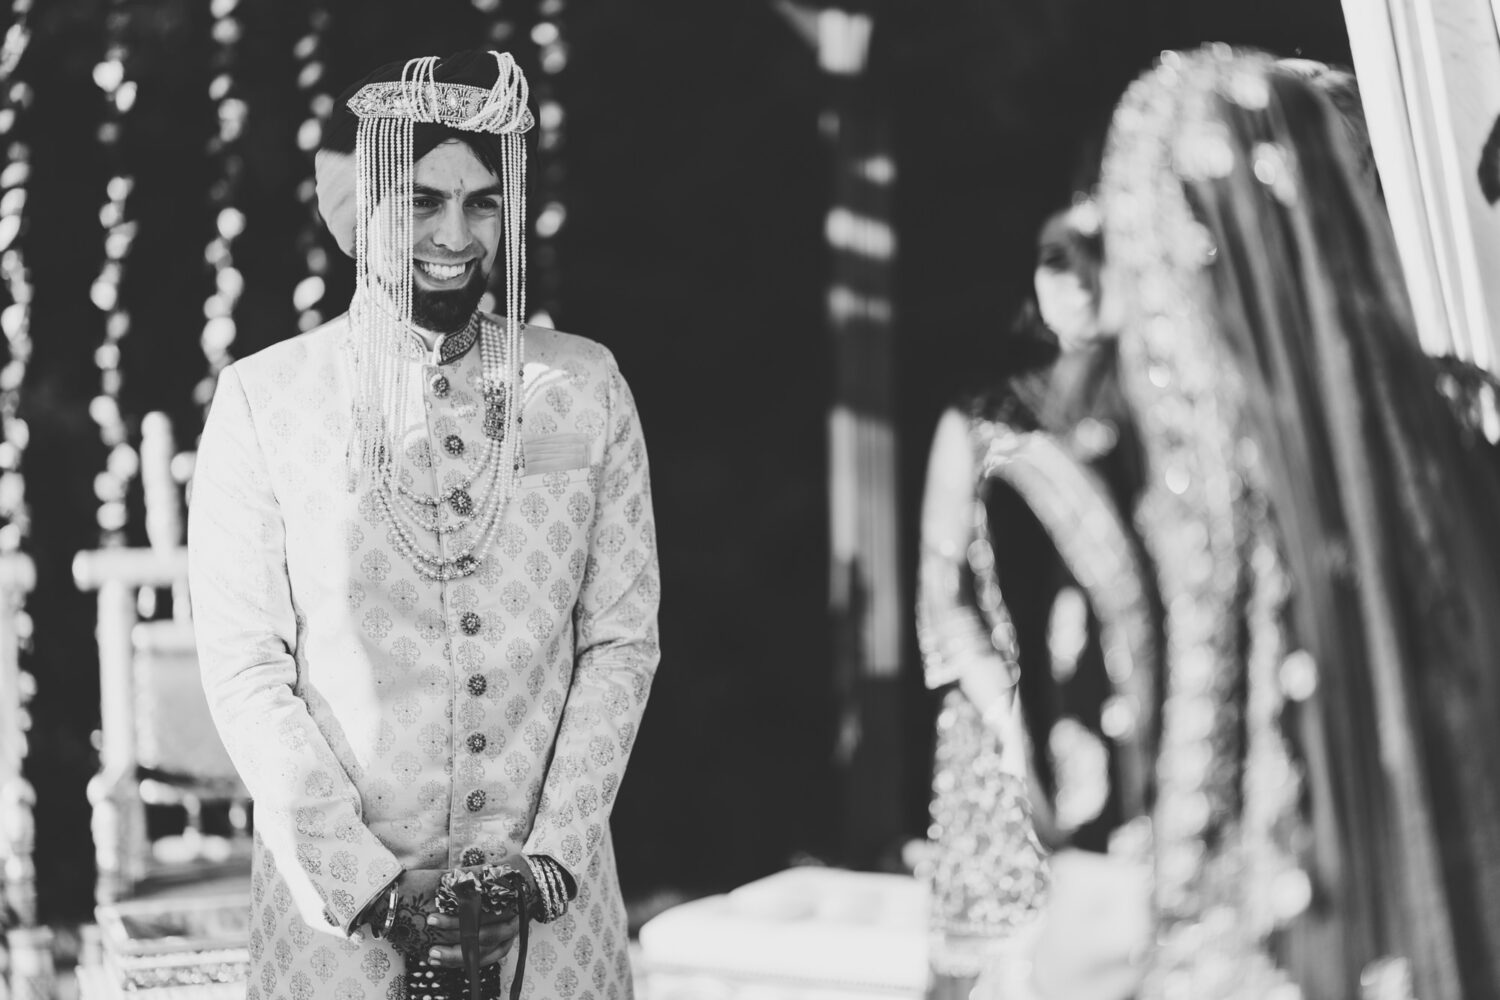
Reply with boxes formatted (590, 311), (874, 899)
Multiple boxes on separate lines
(638, 868), (929, 1000)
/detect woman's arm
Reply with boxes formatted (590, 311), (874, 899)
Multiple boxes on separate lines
(916, 408), (1020, 723)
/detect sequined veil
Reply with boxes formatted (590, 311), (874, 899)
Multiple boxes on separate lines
(1101, 46), (1500, 1000)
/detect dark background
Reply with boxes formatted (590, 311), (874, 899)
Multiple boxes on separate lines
(8, 0), (1350, 922)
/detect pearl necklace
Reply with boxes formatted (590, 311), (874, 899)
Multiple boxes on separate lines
(395, 436), (497, 510)
(373, 314), (524, 581)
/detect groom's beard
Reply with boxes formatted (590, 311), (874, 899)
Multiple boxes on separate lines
(412, 265), (488, 333)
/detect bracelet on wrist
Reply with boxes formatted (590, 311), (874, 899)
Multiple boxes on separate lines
(379, 878), (400, 938)
(366, 874), (402, 939)
(524, 855), (553, 922)
(524, 855), (570, 923)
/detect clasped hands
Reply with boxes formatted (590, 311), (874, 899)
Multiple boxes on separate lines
(372, 859), (538, 968)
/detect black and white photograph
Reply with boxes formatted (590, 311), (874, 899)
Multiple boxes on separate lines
(2, 1), (1500, 999)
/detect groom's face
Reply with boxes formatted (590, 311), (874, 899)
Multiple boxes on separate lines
(408, 139), (503, 332)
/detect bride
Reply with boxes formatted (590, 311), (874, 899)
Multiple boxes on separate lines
(978, 46), (1500, 1000)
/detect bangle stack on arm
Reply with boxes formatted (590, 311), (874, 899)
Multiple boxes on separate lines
(523, 855), (571, 923)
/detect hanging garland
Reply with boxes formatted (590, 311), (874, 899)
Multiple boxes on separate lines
(469, 0), (522, 318)
(0, 0), (34, 694)
(291, 1), (332, 334)
(0, 0), (34, 567)
(192, 0), (248, 415)
(90, 0), (139, 546)
(0, 0), (35, 953)
(529, 0), (567, 325)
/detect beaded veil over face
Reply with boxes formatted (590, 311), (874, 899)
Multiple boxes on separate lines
(344, 51), (534, 494)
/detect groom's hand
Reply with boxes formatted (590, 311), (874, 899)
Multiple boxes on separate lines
(374, 868), (519, 967)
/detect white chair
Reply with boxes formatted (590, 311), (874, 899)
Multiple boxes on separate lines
(73, 414), (250, 1000)
(73, 547), (251, 907)
(74, 414), (250, 906)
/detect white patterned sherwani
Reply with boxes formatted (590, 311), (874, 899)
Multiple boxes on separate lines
(187, 315), (659, 1000)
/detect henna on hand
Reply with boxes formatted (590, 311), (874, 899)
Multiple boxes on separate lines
(381, 867), (518, 966)
(385, 878), (446, 957)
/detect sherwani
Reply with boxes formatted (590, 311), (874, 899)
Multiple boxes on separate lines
(187, 314), (660, 1000)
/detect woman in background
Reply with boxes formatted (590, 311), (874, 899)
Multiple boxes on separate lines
(915, 168), (1160, 998)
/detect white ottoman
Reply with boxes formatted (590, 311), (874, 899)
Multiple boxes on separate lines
(637, 868), (929, 1000)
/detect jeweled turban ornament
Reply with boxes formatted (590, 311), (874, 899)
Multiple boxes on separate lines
(339, 51), (533, 496)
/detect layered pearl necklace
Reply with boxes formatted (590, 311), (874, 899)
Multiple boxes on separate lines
(373, 313), (525, 581)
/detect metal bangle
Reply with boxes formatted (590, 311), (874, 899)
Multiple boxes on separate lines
(379, 878), (400, 939)
(525, 855), (557, 921)
(522, 855), (544, 919)
(542, 859), (569, 920)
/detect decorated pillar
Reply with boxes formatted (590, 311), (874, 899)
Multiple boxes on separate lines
(811, 5), (906, 863)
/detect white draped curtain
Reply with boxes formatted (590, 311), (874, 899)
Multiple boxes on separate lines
(1343, 0), (1500, 369)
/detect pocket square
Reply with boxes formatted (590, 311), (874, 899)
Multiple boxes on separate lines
(523, 433), (590, 474)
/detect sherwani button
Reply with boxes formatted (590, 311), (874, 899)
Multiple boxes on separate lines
(467, 674), (487, 696)
(465, 789), (486, 812)
(461, 847), (485, 867)
(444, 434), (465, 457)
(459, 611), (482, 636)
(431, 373), (450, 397)
(467, 732), (487, 754)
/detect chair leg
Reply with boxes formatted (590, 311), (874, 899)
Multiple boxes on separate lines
(87, 772), (144, 905)
(179, 793), (204, 858)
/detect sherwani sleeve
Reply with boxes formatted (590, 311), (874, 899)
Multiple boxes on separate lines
(188, 365), (401, 936)
(524, 352), (661, 886)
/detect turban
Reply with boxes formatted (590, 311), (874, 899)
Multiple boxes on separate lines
(315, 51), (518, 257)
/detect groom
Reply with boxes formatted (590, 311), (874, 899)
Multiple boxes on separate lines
(189, 50), (659, 1000)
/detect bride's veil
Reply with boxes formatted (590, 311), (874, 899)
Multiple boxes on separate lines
(1100, 46), (1500, 1000)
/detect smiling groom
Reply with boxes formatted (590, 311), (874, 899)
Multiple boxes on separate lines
(187, 51), (660, 1000)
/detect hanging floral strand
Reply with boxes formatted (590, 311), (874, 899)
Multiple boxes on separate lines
(470, 0), (519, 318)
(90, 0), (140, 546)
(0, 0), (35, 566)
(193, 0), (248, 415)
(0, 2), (40, 971)
(0, 10), (44, 971)
(529, 0), (567, 326)
(290, 1), (332, 333)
